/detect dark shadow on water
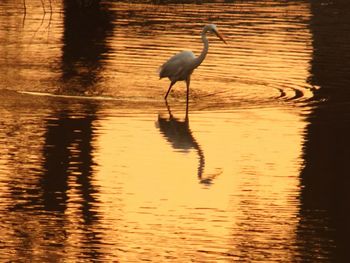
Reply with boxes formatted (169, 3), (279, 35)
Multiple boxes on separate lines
(1, 97), (104, 260)
(156, 101), (219, 185)
(299, 1), (350, 261)
(32, 1), (116, 259)
(39, 1), (116, 257)
(41, 101), (103, 259)
(60, 1), (114, 95)
(42, 104), (98, 214)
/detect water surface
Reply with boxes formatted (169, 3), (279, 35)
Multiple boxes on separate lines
(0, 0), (349, 262)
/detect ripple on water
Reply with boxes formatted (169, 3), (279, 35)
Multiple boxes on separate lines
(0, 0), (315, 109)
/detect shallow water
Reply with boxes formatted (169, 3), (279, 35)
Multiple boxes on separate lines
(0, 0), (350, 262)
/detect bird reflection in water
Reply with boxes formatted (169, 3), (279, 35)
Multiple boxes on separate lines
(156, 101), (221, 185)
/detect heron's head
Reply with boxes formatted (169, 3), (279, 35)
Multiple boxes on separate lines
(206, 24), (227, 44)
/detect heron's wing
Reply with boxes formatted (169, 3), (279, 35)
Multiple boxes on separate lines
(159, 51), (196, 80)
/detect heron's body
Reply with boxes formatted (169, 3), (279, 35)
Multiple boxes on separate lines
(159, 24), (226, 100)
(159, 51), (195, 82)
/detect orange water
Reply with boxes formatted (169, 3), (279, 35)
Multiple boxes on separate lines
(1, 0), (348, 261)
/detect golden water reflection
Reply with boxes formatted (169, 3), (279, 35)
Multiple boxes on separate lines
(92, 104), (305, 261)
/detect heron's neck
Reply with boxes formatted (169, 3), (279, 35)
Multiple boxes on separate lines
(194, 30), (209, 68)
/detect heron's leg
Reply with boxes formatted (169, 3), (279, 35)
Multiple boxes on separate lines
(164, 81), (175, 100)
(186, 76), (191, 102)
(185, 96), (189, 120)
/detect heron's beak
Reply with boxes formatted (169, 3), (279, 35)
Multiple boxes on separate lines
(215, 30), (227, 44)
